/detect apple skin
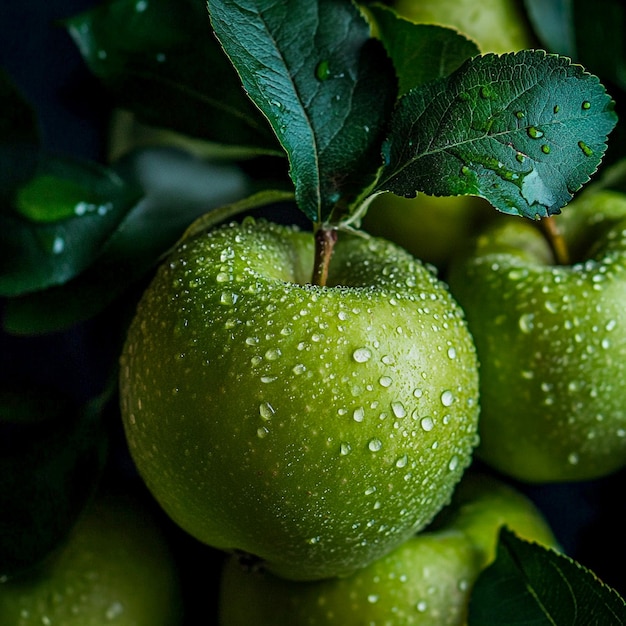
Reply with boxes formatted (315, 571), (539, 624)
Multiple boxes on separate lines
(447, 190), (626, 482)
(119, 218), (480, 581)
(218, 472), (558, 626)
(393, 0), (533, 54)
(0, 488), (182, 625)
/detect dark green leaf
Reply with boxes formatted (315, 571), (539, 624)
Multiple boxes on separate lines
(377, 50), (618, 219)
(65, 0), (277, 152)
(468, 528), (626, 626)
(367, 3), (479, 97)
(0, 155), (142, 297)
(207, 0), (396, 225)
(2, 148), (250, 335)
(524, 0), (576, 58)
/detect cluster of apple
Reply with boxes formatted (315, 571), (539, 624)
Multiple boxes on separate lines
(116, 1), (623, 625)
(2, 0), (625, 624)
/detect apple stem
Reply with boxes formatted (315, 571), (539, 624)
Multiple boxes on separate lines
(540, 217), (570, 265)
(312, 227), (338, 287)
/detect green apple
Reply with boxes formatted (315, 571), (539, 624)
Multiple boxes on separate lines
(218, 471), (558, 625)
(447, 190), (626, 482)
(0, 487), (183, 625)
(393, 0), (534, 54)
(119, 217), (480, 581)
(362, 192), (493, 269)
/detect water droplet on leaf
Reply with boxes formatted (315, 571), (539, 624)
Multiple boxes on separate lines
(315, 60), (331, 81)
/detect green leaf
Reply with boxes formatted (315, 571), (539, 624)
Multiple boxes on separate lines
(0, 155), (142, 297)
(64, 0), (277, 152)
(207, 0), (396, 225)
(367, 3), (480, 97)
(524, 0), (576, 59)
(468, 528), (626, 626)
(377, 50), (618, 219)
(2, 148), (250, 335)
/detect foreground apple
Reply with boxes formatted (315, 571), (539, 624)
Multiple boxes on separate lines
(119, 217), (480, 580)
(219, 471), (558, 625)
(0, 488), (182, 625)
(448, 190), (626, 482)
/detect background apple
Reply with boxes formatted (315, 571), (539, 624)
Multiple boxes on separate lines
(119, 217), (480, 581)
(393, 0), (534, 54)
(0, 486), (183, 625)
(362, 193), (493, 271)
(447, 190), (626, 482)
(219, 471), (559, 625)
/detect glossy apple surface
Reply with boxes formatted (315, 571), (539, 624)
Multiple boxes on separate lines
(448, 190), (626, 482)
(119, 218), (480, 580)
(0, 488), (182, 625)
(218, 472), (558, 625)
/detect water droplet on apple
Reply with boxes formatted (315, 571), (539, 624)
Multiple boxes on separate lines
(568, 452), (579, 465)
(265, 348), (282, 361)
(259, 402), (275, 420)
(367, 594), (379, 604)
(447, 346), (457, 359)
(257, 426), (269, 439)
(379, 376), (393, 388)
(391, 401), (406, 418)
(395, 454), (408, 468)
(364, 486), (377, 495)
(368, 438), (383, 452)
(292, 363), (306, 375)
(448, 455), (459, 471)
(353, 406), (365, 422)
(440, 390), (454, 407)
(413, 388), (423, 398)
(340, 442), (351, 455)
(420, 416), (434, 432)
(518, 313), (534, 333)
(352, 347), (372, 363)
(220, 247), (235, 262)
(416, 600), (428, 612)
(220, 291), (238, 306)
